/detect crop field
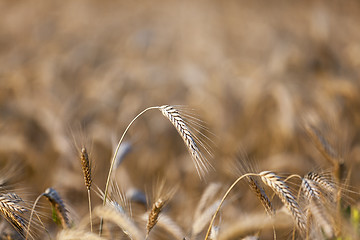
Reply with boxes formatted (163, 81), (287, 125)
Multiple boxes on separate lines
(0, 0), (360, 239)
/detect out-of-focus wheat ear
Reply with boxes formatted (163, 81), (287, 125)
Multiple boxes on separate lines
(192, 200), (221, 237)
(80, 147), (93, 232)
(304, 123), (338, 165)
(156, 213), (185, 239)
(43, 188), (70, 229)
(0, 193), (27, 233)
(159, 105), (213, 179)
(301, 176), (335, 238)
(146, 197), (166, 238)
(57, 229), (106, 240)
(259, 171), (306, 233)
(209, 225), (219, 240)
(93, 206), (144, 240)
(304, 123), (346, 183)
(194, 182), (221, 220)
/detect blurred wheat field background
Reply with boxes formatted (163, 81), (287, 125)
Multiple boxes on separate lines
(0, 0), (360, 239)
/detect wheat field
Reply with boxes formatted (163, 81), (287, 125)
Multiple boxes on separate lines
(0, 0), (360, 239)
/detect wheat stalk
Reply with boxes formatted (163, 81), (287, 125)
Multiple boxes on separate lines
(101, 105), (210, 234)
(204, 173), (259, 240)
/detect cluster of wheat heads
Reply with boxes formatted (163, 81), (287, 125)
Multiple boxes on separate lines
(0, 105), (359, 239)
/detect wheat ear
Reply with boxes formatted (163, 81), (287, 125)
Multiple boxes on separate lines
(259, 171), (306, 232)
(248, 176), (275, 216)
(43, 188), (70, 229)
(80, 147), (93, 232)
(146, 197), (166, 238)
(301, 174), (335, 238)
(159, 105), (213, 179)
(0, 193), (27, 233)
(306, 172), (335, 194)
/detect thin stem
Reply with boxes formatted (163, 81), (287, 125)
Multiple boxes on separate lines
(204, 173), (257, 240)
(99, 106), (159, 235)
(88, 189), (93, 232)
(26, 193), (44, 240)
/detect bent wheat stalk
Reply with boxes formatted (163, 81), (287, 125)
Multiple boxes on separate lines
(101, 105), (211, 234)
(205, 171), (306, 240)
(204, 173), (257, 240)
